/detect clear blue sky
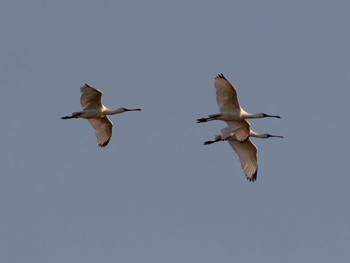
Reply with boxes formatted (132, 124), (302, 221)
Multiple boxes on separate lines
(1, 1), (349, 262)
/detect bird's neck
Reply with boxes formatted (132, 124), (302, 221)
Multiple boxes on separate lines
(242, 112), (265, 119)
(105, 108), (125, 115)
(249, 131), (268, 138)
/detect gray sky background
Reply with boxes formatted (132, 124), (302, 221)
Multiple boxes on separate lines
(1, 1), (349, 262)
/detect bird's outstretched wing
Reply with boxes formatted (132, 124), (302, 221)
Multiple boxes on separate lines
(88, 116), (113, 147)
(224, 119), (251, 142)
(227, 138), (258, 182)
(215, 74), (241, 113)
(80, 84), (104, 110)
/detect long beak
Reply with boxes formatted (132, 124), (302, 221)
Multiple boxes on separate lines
(266, 114), (281, 119)
(269, 135), (284, 138)
(125, 108), (142, 111)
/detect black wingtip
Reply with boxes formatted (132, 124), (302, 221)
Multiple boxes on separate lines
(215, 73), (227, 80)
(247, 170), (257, 182)
(99, 139), (110, 147)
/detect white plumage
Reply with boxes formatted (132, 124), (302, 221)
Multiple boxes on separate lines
(197, 74), (280, 142)
(199, 74), (282, 182)
(61, 84), (141, 147)
(204, 126), (283, 182)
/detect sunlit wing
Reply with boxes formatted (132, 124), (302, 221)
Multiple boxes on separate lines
(225, 119), (250, 142)
(215, 74), (241, 113)
(80, 84), (103, 110)
(88, 116), (113, 147)
(227, 138), (258, 182)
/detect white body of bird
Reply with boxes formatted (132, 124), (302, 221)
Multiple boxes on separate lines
(197, 74), (280, 142)
(204, 126), (283, 182)
(61, 84), (141, 147)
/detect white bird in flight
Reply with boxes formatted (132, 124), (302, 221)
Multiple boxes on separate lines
(204, 125), (283, 182)
(61, 84), (141, 147)
(197, 74), (280, 142)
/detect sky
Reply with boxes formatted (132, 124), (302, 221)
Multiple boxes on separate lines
(1, 0), (349, 262)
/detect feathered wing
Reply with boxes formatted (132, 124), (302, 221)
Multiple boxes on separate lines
(80, 84), (104, 110)
(215, 74), (241, 113)
(220, 127), (235, 140)
(88, 116), (113, 147)
(227, 139), (258, 182)
(225, 119), (251, 142)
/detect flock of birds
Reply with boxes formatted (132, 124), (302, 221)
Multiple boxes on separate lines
(61, 74), (282, 182)
(197, 74), (283, 182)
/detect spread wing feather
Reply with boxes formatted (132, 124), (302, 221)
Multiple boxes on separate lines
(215, 74), (241, 113)
(80, 84), (103, 110)
(225, 119), (251, 142)
(88, 116), (113, 147)
(227, 138), (258, 182)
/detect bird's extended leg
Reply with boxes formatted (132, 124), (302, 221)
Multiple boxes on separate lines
(196, 114), (221, 123)
(197, 117), (210, 123)
(61, 112), (83, 120)
(203, 135), (222, 145)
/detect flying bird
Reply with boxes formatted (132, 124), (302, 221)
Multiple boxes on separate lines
(197, 74), (280, 141)
(61, 84), (141, 147)
(204, 125), (283, 182)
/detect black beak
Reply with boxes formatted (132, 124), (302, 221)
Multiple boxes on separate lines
(124, 108), (142, 111)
